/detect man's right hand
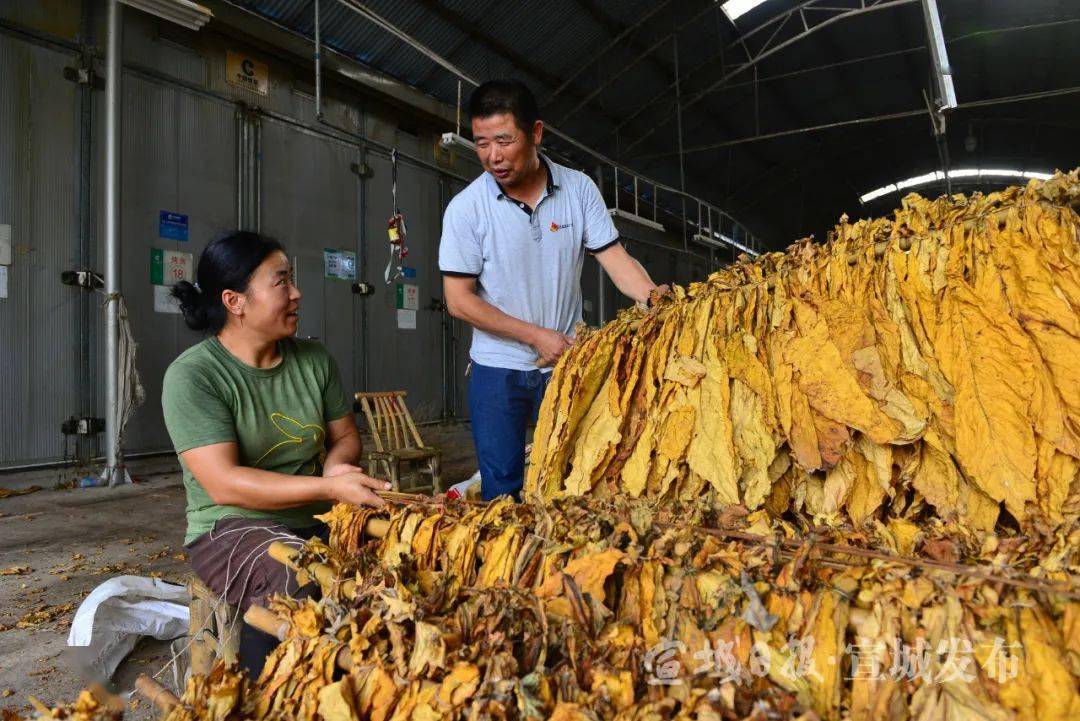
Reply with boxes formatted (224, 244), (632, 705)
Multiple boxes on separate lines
(531, 327), (574, 368)
(327, 472), (390, 508)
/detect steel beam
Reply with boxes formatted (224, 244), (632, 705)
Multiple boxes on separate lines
(616, 0), (918, 155)
(920, 0), (957, 113)
(545, 0), (674, 104)
(338, 0), (623, 133)
(673, 36), (685, 192)
(551, 2), (712, 124)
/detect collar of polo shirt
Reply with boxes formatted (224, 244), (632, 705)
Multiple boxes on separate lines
(489, 155), (560, 202)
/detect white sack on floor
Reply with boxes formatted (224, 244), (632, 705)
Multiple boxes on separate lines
(67, 575), (189, 679)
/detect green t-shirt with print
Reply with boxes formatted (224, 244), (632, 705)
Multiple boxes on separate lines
(162, 337), (352, 544)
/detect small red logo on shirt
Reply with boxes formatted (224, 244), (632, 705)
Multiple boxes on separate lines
(550, 222), (560, 232)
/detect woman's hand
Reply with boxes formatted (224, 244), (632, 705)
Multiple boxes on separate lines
(323, 462), (366, 479)
(326, 470), (390, 508)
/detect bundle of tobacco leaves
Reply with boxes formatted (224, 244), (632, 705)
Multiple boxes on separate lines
(148, 498), (1077, 721)
(2, 691), (122, 721)
(528, 172), (1080, 539)
(19, 494), (1077, 721)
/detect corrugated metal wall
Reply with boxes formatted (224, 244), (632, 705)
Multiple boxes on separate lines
(0, 3), (721, 468)
(118, 69), (238, 453)
(362, 147), (447, 422)
(0, 33), (84, 466)
(260, 117), (363, 398)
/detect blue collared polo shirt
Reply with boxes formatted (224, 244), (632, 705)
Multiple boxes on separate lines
(439, 154), (619, 371)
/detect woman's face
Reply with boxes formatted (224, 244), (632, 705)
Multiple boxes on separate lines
(234, 251), (301, 339)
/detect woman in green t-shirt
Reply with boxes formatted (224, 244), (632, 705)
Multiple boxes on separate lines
(162, 231), (386, 676)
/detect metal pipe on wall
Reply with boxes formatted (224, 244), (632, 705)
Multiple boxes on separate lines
(236, 110), (246, 229)
(102, 0), (122, 485)
(357, 145), (370, 392)
(236, 108), (261, 232)
(438, 176), (449, 421)
(77, 1), (96, 465)
(245, 114), (252, 227)
(314, 0), (323, 120)
(254, 114), (262, 231)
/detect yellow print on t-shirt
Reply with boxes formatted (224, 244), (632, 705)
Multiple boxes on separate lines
(253, 413), (326, 473)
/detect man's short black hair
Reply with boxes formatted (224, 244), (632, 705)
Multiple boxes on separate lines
(468, 80), (540, 133)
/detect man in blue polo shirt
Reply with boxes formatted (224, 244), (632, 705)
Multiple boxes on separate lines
(440, 79), (662, 501)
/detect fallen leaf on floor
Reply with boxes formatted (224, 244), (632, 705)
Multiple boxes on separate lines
(1, 566), (31, 576)
(0, 486), (42, 499)
(2, 689), (12, 697)
(14, 603), (74, 629)
(71, 554), (83, 561)
(27, 667), (55, 677)
(51, 562), (87, 575)
(93, 563), (139, 575)
(172, 552), (188, 561)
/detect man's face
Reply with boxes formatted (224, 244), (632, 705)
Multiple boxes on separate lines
(471, 113), (543, 189)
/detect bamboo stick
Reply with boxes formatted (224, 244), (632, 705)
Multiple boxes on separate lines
(243, 604), (353, 671)
(243, 605), (290, 641)
(268, 542), (357, 599)
(366, 516), (390, 539)
(135, 674), (181, 713)
(654, 521), (1080, 599)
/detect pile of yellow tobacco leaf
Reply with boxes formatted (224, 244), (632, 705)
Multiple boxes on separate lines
(12, 176), (1080, 721)
(528, 172), (1080, 539)
(178, 496), (1079, 721)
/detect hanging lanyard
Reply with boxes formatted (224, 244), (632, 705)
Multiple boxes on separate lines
(384, 149), (409, 284)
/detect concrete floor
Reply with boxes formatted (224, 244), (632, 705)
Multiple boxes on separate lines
(0, 422), (477, 718)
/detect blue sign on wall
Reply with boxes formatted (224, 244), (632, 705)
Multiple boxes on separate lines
(159, 211), (189, 241)
(401, 266), (417, 279)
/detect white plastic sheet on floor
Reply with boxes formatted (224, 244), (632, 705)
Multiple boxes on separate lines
(67, 575), (189, 679)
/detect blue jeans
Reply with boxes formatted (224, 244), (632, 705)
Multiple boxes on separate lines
(468, 362), (551, 501)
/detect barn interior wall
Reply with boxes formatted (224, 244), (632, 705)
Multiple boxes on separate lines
(0, 1), (719, 468)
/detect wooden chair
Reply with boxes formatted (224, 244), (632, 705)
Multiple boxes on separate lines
(186, 576), (240, 677)
(355, 391), (443, 494)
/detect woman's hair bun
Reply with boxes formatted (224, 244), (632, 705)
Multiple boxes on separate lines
(171, 280), (210, 331)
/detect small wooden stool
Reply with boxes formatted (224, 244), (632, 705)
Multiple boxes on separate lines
(186, 576), (241, 676)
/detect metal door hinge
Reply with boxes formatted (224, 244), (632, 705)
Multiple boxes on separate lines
(61, 270), (104, 290)
(350, 162), (373, 178)
(62, 417), (105, 436)
(352, 282), (374, 296)
(62, 66), (105, 91)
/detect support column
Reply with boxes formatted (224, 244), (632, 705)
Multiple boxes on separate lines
(102, 0), (123, 485)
